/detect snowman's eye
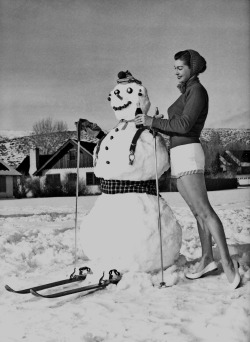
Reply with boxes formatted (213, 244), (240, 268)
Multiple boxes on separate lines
(114, 89), (120, 95)
(107, 94), (111, 101)
(127, 87), (133, 94)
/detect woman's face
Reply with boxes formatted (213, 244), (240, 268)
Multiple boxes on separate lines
(174, 59), (191, 83)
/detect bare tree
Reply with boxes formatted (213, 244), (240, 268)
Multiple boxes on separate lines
(32, 118), (68, 135)
(54, 120), (68, 132)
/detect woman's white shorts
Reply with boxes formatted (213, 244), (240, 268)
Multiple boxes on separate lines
(170, 143), (205, 178)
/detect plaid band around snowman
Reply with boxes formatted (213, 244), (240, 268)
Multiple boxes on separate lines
(100, 178), (157, 196)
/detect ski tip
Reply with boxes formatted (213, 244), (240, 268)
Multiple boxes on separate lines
(5, 285), (14, 292)
(30, 289), (43, 297)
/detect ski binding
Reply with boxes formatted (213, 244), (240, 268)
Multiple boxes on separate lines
(30, 269), (122, 298)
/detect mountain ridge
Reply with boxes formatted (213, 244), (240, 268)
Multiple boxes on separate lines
(0, 128), (249, 168)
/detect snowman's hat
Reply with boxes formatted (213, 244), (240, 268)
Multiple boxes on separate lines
(117, 70), (142, 85)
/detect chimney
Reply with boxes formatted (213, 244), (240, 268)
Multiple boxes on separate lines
(29, 148), (39, 176)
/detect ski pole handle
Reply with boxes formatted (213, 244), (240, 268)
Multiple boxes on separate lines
(154, 107), (164, 119)
(152, 107), (159, 137)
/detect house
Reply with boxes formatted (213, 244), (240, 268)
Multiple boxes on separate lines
(0, 159), (22, 198)
(219, 150), (250, 186)
(29, 139), (99, 194)
(16, 148), (52, 176)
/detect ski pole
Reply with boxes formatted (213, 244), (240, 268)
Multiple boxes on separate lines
(153, 107), (166, 288)
(74, 119), (81, 271)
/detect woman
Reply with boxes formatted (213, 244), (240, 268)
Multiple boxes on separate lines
(135, 49), (241, 290)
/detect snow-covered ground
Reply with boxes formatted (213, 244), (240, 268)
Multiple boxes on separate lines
(0, 189), (249, 342)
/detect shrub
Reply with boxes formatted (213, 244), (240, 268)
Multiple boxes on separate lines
(225, 140), (250, 150)
(62, 179), (77, 196)
(205, 178), (238, 191)
(159, 177), (178, 192)
(201, 137), (250, 178)
(159, 176), (238, 192)
(13, 176), (28, 198)
(201, 140), (224, 176)
(61, 178), (89, 196)
(25, 177), (43, 197)
(13, 174), (102, 198)
(43, 178), (63, 197)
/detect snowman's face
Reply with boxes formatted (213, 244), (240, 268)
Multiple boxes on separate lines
(108, 83), (151, 121)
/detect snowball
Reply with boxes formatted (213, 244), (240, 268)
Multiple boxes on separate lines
(80, 193), (182, 273)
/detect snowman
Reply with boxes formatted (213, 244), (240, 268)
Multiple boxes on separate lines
(80, 70), (182, 274)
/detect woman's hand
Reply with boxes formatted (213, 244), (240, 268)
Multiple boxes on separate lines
(134, 113), (164, 127)
(134, 114), (154, 127)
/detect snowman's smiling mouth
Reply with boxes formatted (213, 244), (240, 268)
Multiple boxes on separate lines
(113, 101), (132, 111)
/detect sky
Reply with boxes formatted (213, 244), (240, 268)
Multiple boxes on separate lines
(0, 0), (249, 132)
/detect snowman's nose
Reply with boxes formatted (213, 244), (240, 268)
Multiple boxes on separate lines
(114, 89), (123, 100)
(116, 94), (123, 100)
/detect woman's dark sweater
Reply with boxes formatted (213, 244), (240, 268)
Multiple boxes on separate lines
(151, 76), (209, 149)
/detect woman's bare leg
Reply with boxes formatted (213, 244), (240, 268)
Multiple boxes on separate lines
(177, 178), (214, 272)
(177, 173), (235, 283)
(196, 218), (214, 271)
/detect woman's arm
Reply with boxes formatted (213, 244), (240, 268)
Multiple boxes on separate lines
(136, 86), (207, 135)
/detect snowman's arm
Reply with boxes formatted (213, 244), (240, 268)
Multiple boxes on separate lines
(77, 119), (107, 140)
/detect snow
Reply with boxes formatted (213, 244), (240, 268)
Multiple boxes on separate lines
(80, 193), (181, 273)
(111, 82), (151, 122)
(0, 189), (250, 342)
(94, 81), (168, 181)
(0, 130), (32, 139)
(94, 123), (169, 181)
(82, 78), (181, 273)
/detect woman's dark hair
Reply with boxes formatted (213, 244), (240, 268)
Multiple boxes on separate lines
(174, 50), (191, 67)
(174, 50), (207, 74)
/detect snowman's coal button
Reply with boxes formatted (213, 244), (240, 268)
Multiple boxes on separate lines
(115, 128), (119, 132)
(105, 146), (109, 150)
(110, 136), (114, 140)
(106, 161), (110, 164)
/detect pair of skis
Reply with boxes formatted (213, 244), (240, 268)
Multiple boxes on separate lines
(5, 267), (122, 299)
(5, 120), (124, 300)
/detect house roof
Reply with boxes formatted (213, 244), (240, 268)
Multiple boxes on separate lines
(231, 150), (250, 163)
(0, 159), (22, 176)
(33, 139), (96, 176)
(221, 151), (234, 165)
(220, 150), (250, 168)
(16, 154), (52, 176)
(77, 140), (96, 155)
(225, 150), (250, 165)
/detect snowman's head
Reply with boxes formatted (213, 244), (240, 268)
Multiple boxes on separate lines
(108, 70), (151, 121)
